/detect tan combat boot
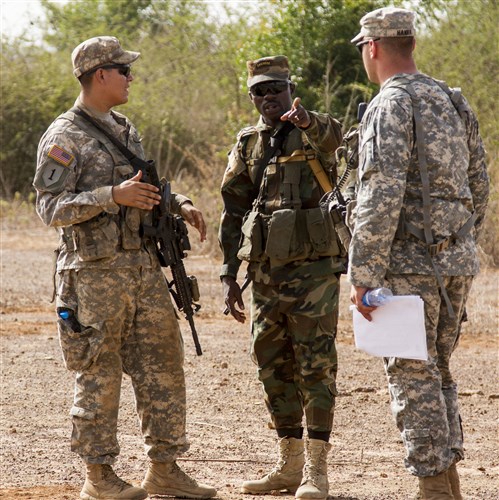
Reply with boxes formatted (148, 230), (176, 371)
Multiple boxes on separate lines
(241, 437), (305, 494)
(448, 463), (463, 500)
(295, 439), (331, 500)
(418, 470), (455, 500)
(80, 464), (148, 500)
(142, 461), (216, 499)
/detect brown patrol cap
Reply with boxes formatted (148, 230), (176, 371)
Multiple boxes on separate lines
(351, 7), (415, 45)
(246, 55), (290, 88)
(72, 36), (140, 78)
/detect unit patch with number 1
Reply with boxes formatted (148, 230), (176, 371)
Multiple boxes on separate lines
(36, 144), (75, 191)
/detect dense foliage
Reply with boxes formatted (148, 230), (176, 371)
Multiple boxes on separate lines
(1, 0), (496, 261)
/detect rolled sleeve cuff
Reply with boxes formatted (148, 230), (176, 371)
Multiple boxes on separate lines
(301, 113), (318, 135)
(171, 193), (192, 214)
(220, 263), (240, 280)
(93, 186), (120, 214)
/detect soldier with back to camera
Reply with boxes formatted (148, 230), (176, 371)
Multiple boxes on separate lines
(348, 8), (489, 500)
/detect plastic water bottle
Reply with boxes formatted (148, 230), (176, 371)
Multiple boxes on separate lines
(57, 307), (81, 332)
(58, 309), (70, 320)
(362, 287), (393, 307)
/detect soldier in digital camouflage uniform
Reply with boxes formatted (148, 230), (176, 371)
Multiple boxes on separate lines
(348, 8), (489, 500)
(34, 36), (216, 500)
(219, 56), (344, 500)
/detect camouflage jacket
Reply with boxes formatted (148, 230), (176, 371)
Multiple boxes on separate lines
(219, 112), (344, 285)
(348, 73), (489, 288)
(34, 98), (190, 271)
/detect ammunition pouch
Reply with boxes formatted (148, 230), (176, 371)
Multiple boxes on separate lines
(71, 213), (120, 261)
(237, 211), (268, 262)
(237, 206), (342, 265)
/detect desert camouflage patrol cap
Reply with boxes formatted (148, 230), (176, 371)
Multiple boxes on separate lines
(72, 36), (140, 78)
(247, 55), (290, 88)
(351, 7), (415, 45)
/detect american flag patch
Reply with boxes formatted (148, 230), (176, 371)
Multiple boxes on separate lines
(47, 145), (74, 167)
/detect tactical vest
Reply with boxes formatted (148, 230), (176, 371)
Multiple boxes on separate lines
(58, 110), (145, 261)
(237, 127), (344, 265)
(389, 77), (477, 317)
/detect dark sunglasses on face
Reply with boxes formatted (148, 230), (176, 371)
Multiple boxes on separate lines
(99, 64), (132, 77)
(250, 81), (289, 97)
(356, 37), (380, 54)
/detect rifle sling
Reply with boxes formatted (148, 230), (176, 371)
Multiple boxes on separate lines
(71, 107), (149, 175)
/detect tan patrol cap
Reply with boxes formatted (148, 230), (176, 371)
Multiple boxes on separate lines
(71, 36), (140, 78)
(246, 55), (290, 88)
(351, 7), (415, 45)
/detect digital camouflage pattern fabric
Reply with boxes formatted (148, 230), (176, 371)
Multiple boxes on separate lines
(348, 72), (489, 477)
(348, 73), (489, 289)
(351, 7), (415, 45)
(383, 273), (473, 476)
(34, 98), (191, 464)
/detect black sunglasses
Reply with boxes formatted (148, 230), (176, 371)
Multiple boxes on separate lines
(250, 81), (289, 97)
(99, 64), (132, 77)
(356, 37), (380, 54)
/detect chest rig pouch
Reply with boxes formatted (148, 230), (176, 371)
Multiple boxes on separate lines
(264, 161), (341, 263)
(64, 112), (144, 261)
(237, 127), (341, 265)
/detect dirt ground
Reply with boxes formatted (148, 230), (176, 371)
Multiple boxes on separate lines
(1, 218), (498, 500)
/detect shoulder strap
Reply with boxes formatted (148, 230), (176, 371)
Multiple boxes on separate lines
(71, 107), (137, 163)
(432, 79), (468, 122)
(397, 83), (459, 318)
(71, 107), (159, 187)
(252, 121), (295, 198)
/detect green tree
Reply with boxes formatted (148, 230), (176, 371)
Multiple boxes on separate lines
(40, 0), (153, 51)
(0, 42), (76, 197)
(235, 0), (386, 126)
(415, 0), (498, 263)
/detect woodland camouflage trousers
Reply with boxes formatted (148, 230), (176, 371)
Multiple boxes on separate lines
(250, 272), (340, 433)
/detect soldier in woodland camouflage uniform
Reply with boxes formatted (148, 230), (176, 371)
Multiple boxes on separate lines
(348, 8), (489, 499)
(219, 56), (344, 500)
(34, 36), (216, 500)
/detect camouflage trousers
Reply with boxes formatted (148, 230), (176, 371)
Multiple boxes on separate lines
(250, 273), (339, 433)
(56, 266), (189, 464)
(384, 273), (473, 477)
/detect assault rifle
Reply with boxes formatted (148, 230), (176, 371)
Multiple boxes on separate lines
(319, 102), (368, 254)
(141, 178), (203, 356)
(72, 108), (203, 356)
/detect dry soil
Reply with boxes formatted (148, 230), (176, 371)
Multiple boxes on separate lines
(1, 221), (498, 500)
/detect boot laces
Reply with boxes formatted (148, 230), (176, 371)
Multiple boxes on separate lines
(170, 462), (198, 487)
(101, 465), (132, 491)
(268, 441), (291, 477)
(303, 450), (327, 486)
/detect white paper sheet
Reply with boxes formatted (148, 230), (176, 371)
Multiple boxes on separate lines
(350, 295), (428, 360)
